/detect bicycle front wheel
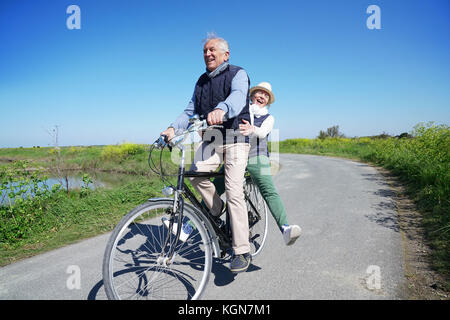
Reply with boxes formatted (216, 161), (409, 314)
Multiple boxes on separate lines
(103, 200), (212, 300)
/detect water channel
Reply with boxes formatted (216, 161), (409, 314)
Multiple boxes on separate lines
(1, 170), (141, 206)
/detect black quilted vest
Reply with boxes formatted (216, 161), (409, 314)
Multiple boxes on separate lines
(194, 64), (250, 144)
(248, 113), (271, 158)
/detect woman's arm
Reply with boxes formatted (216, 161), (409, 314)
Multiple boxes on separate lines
(253, 115), (274, 138)
(239, 115), (275, 138)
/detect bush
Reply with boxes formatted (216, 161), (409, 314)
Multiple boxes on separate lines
(100, 142), (145, 162)
(278, 122), (450, 279)
(67, 146), (84, 155)
(0, 161), (62, 244)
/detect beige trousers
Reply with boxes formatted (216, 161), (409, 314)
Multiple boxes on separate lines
(189, 141), (250, 255)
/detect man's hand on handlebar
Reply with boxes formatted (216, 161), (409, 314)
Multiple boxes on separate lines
(158, 113), (227, 150)
(160, 127), (175, 142)
(207, 109), (226, 126)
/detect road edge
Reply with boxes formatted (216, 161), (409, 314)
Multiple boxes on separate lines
(278, 152), (449, 299)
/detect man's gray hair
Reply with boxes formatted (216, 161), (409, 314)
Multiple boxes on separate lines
(203, 31), (229, 53)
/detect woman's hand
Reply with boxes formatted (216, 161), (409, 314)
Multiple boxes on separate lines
(239, 119), (254, 136)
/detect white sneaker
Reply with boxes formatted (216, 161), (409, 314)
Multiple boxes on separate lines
(282, 224), (301, 246)
(161, 217), (193, 242)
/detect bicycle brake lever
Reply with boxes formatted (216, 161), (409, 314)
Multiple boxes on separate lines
(157, 135), (172, 151)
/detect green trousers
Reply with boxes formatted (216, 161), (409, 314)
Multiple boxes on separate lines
(207, 155), (289, 230)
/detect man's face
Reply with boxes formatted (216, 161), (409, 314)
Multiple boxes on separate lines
(203, 39), (229, 71)
(251, 90), (270, 107)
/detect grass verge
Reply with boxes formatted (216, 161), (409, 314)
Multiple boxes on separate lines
(0, 176), (165, 266)
(273, 122), (449, 290)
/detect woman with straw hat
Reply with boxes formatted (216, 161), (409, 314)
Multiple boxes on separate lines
(239, 81), (302, 245)
(198, 82), (301, 246)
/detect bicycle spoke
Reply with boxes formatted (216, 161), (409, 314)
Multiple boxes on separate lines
(103, 201), (212, 300)
(244, 176), (268, 257)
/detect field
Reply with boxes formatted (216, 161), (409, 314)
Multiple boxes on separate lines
(0, 142), (178, 265)
(1, 122), (449, 288)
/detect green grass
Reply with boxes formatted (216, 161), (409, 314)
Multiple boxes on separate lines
(0, 175), (165, 266)
(1, 126), (448, 289)
(0, 146), (53, 159)
(0, 143), (170, 175)
(0, 143), (185, 266)
(274, 122), (450, 287)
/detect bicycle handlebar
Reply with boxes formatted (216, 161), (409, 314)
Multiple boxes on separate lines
(154, 115), (228, 151)
(148, 114), (228, 180)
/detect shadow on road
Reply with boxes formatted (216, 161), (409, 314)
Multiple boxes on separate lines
(88, 279), (104, 300)
(210, 255), (262, 287)
(87, 257), (262, 300)
(362, 172), (400, 233)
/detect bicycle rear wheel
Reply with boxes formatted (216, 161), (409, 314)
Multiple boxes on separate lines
(244, 176), (269, 257)
(103, 200), (212, 300)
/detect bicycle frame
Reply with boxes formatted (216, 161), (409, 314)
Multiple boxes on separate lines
(151, 117), (261, 260)
(152, 133), (228, 259)
(104, 117), (268, 300)
(181, 178), (233, 250)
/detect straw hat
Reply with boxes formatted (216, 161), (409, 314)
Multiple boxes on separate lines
(249, 82), (275, 105)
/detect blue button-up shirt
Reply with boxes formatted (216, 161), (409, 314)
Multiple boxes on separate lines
(170, 67), (249, 131)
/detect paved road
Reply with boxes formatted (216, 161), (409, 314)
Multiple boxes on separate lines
(0, 154), (407, 300)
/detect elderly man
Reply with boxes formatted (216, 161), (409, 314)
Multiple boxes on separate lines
(160, 34), (252, 273)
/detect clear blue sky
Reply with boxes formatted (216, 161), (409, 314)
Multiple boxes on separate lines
(1, 0), (449, 148)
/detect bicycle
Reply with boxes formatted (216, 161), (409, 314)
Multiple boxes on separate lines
(102, 117), (269, 300)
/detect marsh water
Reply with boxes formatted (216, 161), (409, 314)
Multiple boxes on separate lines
(0, 171), (141, 206)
